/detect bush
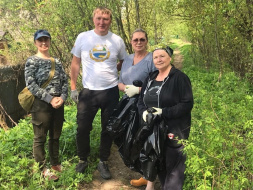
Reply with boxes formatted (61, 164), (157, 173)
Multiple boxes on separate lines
(181, 45), (253, 189)
(0, 105), (101, 189)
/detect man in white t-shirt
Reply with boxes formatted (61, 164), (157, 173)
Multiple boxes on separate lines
(70, 6), (127, 180)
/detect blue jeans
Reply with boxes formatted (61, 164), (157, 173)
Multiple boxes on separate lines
(76, 86), (119, 161)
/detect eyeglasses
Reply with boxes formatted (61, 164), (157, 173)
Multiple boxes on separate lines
(132, 38), (146, 43)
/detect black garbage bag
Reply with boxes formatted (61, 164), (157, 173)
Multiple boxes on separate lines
(117, 105), (140, 167)
(140, 117), (168, 181)
(106, 80), (143, 159)
(106, 94), (140, 168)
(120, 79), (144, 163)
(129, 108), (158, 174)
(106, 95), (138, 139)
(132, 108), (157, 145)
(139, 148), (157, 181)
(131, 111), (168, 181)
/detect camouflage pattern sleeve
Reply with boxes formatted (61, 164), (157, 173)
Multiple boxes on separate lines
(25, 56), (69, 104)
(56, 59), (68, 101)
(25, 56), (54, 103)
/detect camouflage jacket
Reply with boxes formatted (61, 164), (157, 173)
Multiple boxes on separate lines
(25, 55), (68, 104)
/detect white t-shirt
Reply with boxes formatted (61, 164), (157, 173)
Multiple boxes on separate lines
(71, 30), (127, 90)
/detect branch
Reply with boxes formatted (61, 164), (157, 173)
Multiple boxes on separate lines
(210, 96), (220, 121)
(0, 101), (17, 127)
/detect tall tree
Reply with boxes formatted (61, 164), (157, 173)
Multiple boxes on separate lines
(134, 0), (141, 28)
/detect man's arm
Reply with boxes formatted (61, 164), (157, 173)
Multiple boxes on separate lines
(70, 55), (81, 90)
(117, 60), (124, 71)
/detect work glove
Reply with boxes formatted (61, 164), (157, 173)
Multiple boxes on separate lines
(142, 110), (148, 122)
(71, 90), (79, 104)
(125, 85), (139, 98)
(152, 107), (162, 116)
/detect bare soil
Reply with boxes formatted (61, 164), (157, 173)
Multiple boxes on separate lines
(80, 144), (161, 190)
(79, 48), (184, 190)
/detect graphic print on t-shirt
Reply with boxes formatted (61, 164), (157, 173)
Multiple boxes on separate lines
(148, 85), (161, 97)
(89, 44), (110, 62)
(144, 80), (163, 108)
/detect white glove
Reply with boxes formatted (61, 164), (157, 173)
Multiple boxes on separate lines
(124, 85), (139, 98)
(152, 107), (162, 115)
(71, 90), (79, 104)
(142, 110), (148, 122)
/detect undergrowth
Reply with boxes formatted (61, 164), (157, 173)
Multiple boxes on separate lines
(0, 105), (101, 189)
(181, 45), (253, 189)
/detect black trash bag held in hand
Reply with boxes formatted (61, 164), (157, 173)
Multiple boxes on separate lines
(139, 115), (167, 181)
(106, 80), (143, 139)
(132, 107), (157, 145)
(129, 108), (158, 174)
(106, 80), (144, 170)
(116, 81), (143, 167)
(131, 108), (168, 181)
(106, 95), (136, 138)
(117, 105), (140, 168)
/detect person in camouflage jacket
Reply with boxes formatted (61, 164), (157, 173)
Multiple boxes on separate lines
(24, 29), (68, 181)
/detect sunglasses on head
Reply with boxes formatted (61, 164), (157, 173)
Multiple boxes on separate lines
(132, 38), (146, 43)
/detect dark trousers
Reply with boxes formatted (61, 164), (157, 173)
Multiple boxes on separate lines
(158, 145), (186, 190)
(31, 98), (64, 167)
(76, 86), (119, 161)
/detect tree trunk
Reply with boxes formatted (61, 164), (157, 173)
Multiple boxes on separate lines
(214, 3), (222, 79)
(114, 5), (132, 53)
(125, 0), (131, 39)
(154, 9), (157, 44)
(134, 0), (141, 28)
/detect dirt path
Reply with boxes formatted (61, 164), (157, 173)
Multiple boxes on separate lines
(79, 48), (184, 190)
(81, 144), (161, 190)
(173, 48), (183, 70)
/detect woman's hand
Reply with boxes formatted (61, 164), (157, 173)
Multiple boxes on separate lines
(152, 107), (162, 115)
(50, 97), (64, 109)
(125, 85), (140, 97)
(142, 110), (148, 122)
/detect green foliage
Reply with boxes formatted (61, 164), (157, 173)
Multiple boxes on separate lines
(180, 44), (253, 189)
(0, 0), (185, 66)
(0, 105), (101, 189)
(1, 0), (251, 82)
(180, 0), (252, 81)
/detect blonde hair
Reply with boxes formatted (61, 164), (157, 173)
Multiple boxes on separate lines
(131, 28), (148, 41)
(93, 6), (112, 20)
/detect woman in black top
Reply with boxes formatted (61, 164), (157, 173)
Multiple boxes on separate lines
(25, 30), (68, 181)
(138, 46), (193, 190)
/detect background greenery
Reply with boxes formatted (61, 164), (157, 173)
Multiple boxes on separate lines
(0, 0), (252, 189)
(0, 0), (252, 82)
